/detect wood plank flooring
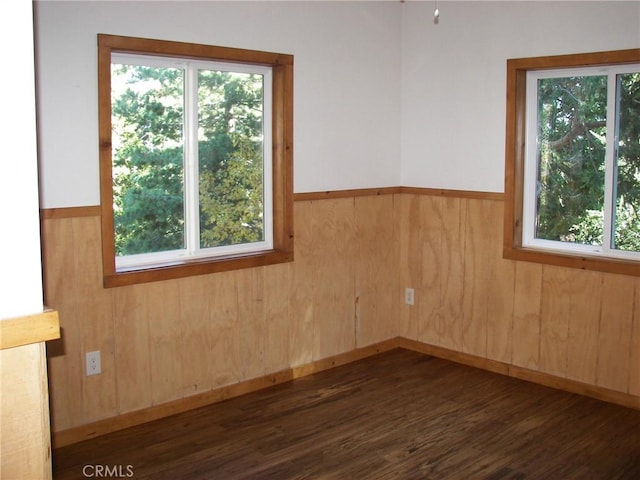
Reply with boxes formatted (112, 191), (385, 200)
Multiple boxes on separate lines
(53, 349), (640, 479)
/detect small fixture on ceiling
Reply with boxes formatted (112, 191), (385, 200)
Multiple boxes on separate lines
(401, 0), (440, 25)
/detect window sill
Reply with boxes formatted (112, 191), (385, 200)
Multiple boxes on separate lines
(103, 249), (294, 288)
(503, 245), (639, 277)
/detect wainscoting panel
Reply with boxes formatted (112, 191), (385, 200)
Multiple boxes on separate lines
(42, 194), (400, 435)
(397, 192), (640, 402)
(42, 190), (639, 444)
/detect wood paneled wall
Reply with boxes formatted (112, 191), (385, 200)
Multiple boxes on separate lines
(41, 192), (639, 438)
(41, 195), (401, 434)
(398, 194), (640, 398)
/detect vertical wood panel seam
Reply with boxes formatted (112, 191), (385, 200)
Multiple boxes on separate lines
(594, 274), (604, 389)
(563, 270), (570, 379)
(147, 289), (154, 405)
(508, 257), (517, 366)
(628, 282), (638, 394)
(538, 265), (545, 374)
(110, 285), (121, 415)
(352, 196), (357, 351)
(535, 265), (543, 370)
(461, 199), (469, 355)
(484, 203), (490, 360)
(70, 218), (85, 423)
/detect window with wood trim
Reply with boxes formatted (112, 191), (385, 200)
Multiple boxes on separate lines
(504, 49), (640, 276)
(98, 34), (293, 287)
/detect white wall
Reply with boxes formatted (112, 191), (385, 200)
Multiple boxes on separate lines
(34, 0), (402, 208)
(0, 0), (44, 319)
(35, 1), (639, 208)
(401, 0), (640, 192)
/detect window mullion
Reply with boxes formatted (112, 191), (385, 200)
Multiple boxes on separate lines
(522, 72), (540, 248)
(184, 64), (200, 257)
(602, 72), (618, 254)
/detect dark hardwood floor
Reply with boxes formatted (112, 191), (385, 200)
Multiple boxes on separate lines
(53, 349), (640, 479)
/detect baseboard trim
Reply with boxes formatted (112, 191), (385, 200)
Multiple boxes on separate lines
(53, 337), (639, 449)
(52, 339), (399, 449)
(397, 338), (640, 410)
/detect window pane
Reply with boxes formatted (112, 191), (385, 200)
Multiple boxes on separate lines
(111, 64), (185, 256)
(535, 75), (608, 245)
(197, 70), (265, 248)
(612, 73), (640, 253)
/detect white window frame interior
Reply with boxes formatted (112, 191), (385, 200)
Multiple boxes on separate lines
(522, 64), (640, 262)
(111, 53), (273, 272)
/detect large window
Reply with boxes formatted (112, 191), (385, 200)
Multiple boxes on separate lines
(504, 49), (639, 276)
(98, 35), (293, 287)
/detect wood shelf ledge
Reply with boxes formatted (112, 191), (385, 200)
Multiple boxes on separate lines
(0, 309), (60, 350)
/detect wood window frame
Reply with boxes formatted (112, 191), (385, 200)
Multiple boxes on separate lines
(503, 48), (640, 277)
(98, 34), (294, 287)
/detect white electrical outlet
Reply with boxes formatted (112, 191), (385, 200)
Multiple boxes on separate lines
(405, 287), (415, 306)
(86, 351), (101, 376)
